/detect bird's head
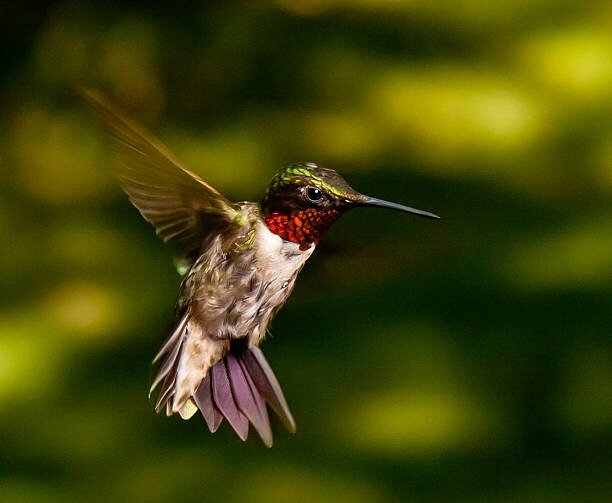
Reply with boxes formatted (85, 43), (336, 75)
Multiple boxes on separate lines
(261, 162), (438, 250)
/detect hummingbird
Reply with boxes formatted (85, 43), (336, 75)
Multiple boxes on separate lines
(83, 89), (439, 447)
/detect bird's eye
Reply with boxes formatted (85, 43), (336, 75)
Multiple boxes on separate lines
(306, 187), (323, 202)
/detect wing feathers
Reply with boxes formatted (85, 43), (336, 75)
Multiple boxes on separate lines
(81, 87), (238, 261)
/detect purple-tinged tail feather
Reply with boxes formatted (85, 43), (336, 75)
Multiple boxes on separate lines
(192, 346), (295, 446)
(226, 353), (273, 447)
(211, 360), (249, 440)
(241, 347), (296, 433)
(193, 374), (223, 432)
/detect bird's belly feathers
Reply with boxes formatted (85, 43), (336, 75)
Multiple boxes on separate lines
(189, 223), (314, 343)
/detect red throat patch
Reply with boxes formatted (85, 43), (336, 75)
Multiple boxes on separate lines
(264, 208), (342, 250)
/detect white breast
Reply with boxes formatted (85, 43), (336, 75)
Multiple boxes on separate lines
(254, 221), (315, 279)
(247, 222), (315, 345)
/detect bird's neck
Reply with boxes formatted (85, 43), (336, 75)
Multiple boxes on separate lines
(263, 208), (341, 250)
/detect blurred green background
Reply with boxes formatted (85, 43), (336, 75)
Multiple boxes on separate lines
(1, 1), (611, 502)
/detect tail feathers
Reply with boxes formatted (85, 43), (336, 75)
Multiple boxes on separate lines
(193, 347), (295, 447)
(150, 317), (295, 446)
(153, 313), (188, 365)
(226, 353), (273, 447)
(150, 312), (188, 412)
(193, 374), (223, 432)
(241, 347), (296, 433)
(210, 358), (249, 440)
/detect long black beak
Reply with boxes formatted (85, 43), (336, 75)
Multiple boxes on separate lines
(358, 196), (440, 219)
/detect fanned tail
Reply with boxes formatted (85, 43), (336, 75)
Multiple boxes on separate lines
(193, 346), (296, 447)
(150, 322), (296, 447)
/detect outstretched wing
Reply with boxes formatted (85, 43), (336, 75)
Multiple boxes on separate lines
(81, 88), (239, 263)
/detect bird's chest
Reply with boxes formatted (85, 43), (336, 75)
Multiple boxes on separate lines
(187, 224), (314, 343)
(256, 222), (314, 282)
(245, 224), (314, 342)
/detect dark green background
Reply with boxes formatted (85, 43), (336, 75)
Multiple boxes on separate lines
(1, 2), (611, 502)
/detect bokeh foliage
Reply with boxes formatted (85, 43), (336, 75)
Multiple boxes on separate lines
(1, 1), (611, 502)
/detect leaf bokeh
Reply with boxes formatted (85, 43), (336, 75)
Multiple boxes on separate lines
(1, 2), (611, 502)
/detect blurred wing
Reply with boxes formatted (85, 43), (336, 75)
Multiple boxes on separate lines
(81, 87), (238, 262)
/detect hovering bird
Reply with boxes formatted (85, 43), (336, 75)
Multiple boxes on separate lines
(83, 89), (439, 447)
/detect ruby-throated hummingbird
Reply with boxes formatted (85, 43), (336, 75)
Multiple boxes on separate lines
(83, 89), (439, 447)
